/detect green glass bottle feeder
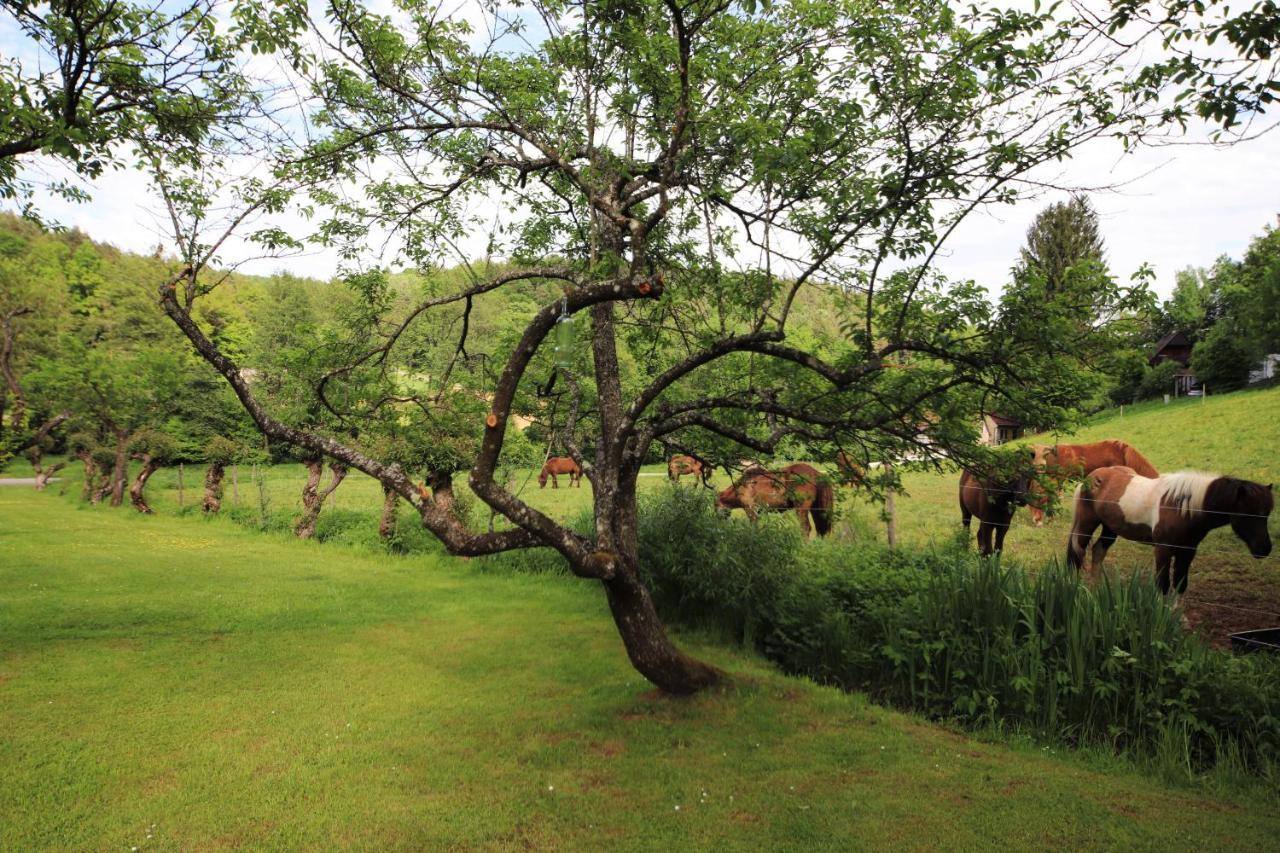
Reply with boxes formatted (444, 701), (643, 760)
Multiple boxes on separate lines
(553, 297), (574, 370)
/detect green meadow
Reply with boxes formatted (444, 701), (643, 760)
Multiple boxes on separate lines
(4, 487), (1280, 849)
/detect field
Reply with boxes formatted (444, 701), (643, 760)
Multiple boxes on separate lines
(5, 487), (1280, 849)
(18, 385), (1277, 646)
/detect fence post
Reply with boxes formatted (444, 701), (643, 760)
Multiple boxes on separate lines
(177, 462), (184, 508)
(232, 464), (239, 503)
(885, 461), (897, 549)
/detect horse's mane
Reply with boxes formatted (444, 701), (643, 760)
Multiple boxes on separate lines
(1160, 471), (1216, 516)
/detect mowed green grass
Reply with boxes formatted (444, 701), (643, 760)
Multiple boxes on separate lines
(2, 490), (1279, 849)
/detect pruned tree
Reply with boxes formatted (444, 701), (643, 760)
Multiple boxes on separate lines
(145, 0), (1248, 694)
(201, 435), (238, 513)
(24, 410), (72, 489)
(127, 428), (177, 513)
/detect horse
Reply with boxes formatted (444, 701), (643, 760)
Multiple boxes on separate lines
(1066, 466), (1273, 595)
(959, 469), (1032, 556)
(1028, 440), (1158, 526)
(834, 450), (867, 486)
(538, 456), (583, 488)
(668, 454), (710, 485)
(716, 462), (834, 538)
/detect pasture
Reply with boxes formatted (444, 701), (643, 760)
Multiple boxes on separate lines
(4, 488), (1280, 848)
(16, 384), (1276, 646)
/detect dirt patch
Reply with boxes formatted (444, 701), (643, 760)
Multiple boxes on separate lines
(1182, 570), (1280, 649)
(589, 740), (625, 758)
(730, 810), (763, 825)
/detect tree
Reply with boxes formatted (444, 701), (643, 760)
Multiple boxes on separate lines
(127, 428), (177, 513)
(0, 0), (246, 213)
(1191, 321), (1259, 391)
(1015, 195), (1107, 296)
(1238, 224), (1280, 352)
(201, 435), (239, 513)
(142, 0), (1216, 695)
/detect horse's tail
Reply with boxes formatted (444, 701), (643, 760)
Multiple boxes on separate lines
(1122, 444), (1159, 478)
(813, 478), (835, 537)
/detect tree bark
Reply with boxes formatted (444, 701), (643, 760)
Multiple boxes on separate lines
(108, 430), (128, 507)
(379, 484), (398, 539)
(76, 450), (99, 502)
(128, 454), (160, 513)
(34, 461), (66, 490)
(203, 461), (225, 513)
(295, 458), (347, 539)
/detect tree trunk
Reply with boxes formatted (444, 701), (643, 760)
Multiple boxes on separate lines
(77, 450), (99, 502)
(585, 302), (723, 694)
(128, 454), (160, 513)
(295, 458), (347, 539)
(203, 461), (225, 513)
(34, 462), (65, 491)
(379, 484), (398, 539)
(108, 430), (128, 507)
(26, 445), (65, 490)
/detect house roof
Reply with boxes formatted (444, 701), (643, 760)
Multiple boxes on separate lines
(986, 414), (1021, 427)
(1152, 330), (1192, 353)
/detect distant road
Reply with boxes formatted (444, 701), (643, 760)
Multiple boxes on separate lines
(0, 478), (60, 487)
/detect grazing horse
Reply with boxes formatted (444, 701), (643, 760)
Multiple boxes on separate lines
(716, 462), (834, 538)
(668, 454), (710, 485)
(834, 450), (867, 485)
(538, 456), (583, 489)
(959, 469), (1031, 556)
(1028, 439), (1158, 526)
(1066, 466), (1273, 594)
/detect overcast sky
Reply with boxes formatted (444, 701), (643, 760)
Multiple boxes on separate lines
(3, 4), (1277, 302)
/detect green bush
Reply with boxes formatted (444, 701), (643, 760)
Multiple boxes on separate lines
(635, 487), (1280, 779)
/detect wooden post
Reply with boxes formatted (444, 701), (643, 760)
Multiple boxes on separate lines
(885, 461), (897, 549)
(232, 464), (239, 503)
(177, 462), (184, 508)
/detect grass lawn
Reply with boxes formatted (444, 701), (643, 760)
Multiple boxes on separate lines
(2, 488), (1278, 849)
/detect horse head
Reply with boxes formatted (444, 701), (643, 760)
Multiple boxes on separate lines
(715, 483), (741, 513)
(1230, 481), (1274, 558)
(537, 469), (548, 487)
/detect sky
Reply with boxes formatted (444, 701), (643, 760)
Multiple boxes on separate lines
(2, 3), (1277, 301)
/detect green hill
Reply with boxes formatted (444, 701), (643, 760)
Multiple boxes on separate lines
(840, 384), (1280, 646)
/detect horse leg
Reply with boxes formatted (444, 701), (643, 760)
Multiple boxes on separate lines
(993, 512), (1011, 553)
(978, 521), (994, 557)
(1153, 546), (1175, 595)
(795, 505), (812, 538)
(1066, 514), (1098, 573)
(1089, 525), (1118, 582)
(1172, 549), (1195, 595)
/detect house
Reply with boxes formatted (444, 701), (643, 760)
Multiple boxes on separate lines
(1149, 331), (1193, 366)
(979, 414), (1023, 446)
(1248, 353), (1280, 385)
(1149, 330), (1199, 395)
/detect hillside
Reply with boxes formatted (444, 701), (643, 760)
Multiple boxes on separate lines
(3, 489), (1279, 848)
(839, 384), (1280, 645)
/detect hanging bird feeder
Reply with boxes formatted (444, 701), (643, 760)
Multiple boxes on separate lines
(553, 296), (574, 370)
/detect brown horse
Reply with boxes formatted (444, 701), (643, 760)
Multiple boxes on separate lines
(835, 450), (867, 485)
(668, 454), (710, 484)
(1066, 466), (1273, 594)
(538, 456), (583, 488)
(716, 462), (834, 538)
(1028, 440), (1158, 526)
(959, 469), (1032, 556)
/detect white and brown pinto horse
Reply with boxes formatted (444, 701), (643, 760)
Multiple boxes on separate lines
(1066, 466), (1273, 594)
(716, 462), (834, 538)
